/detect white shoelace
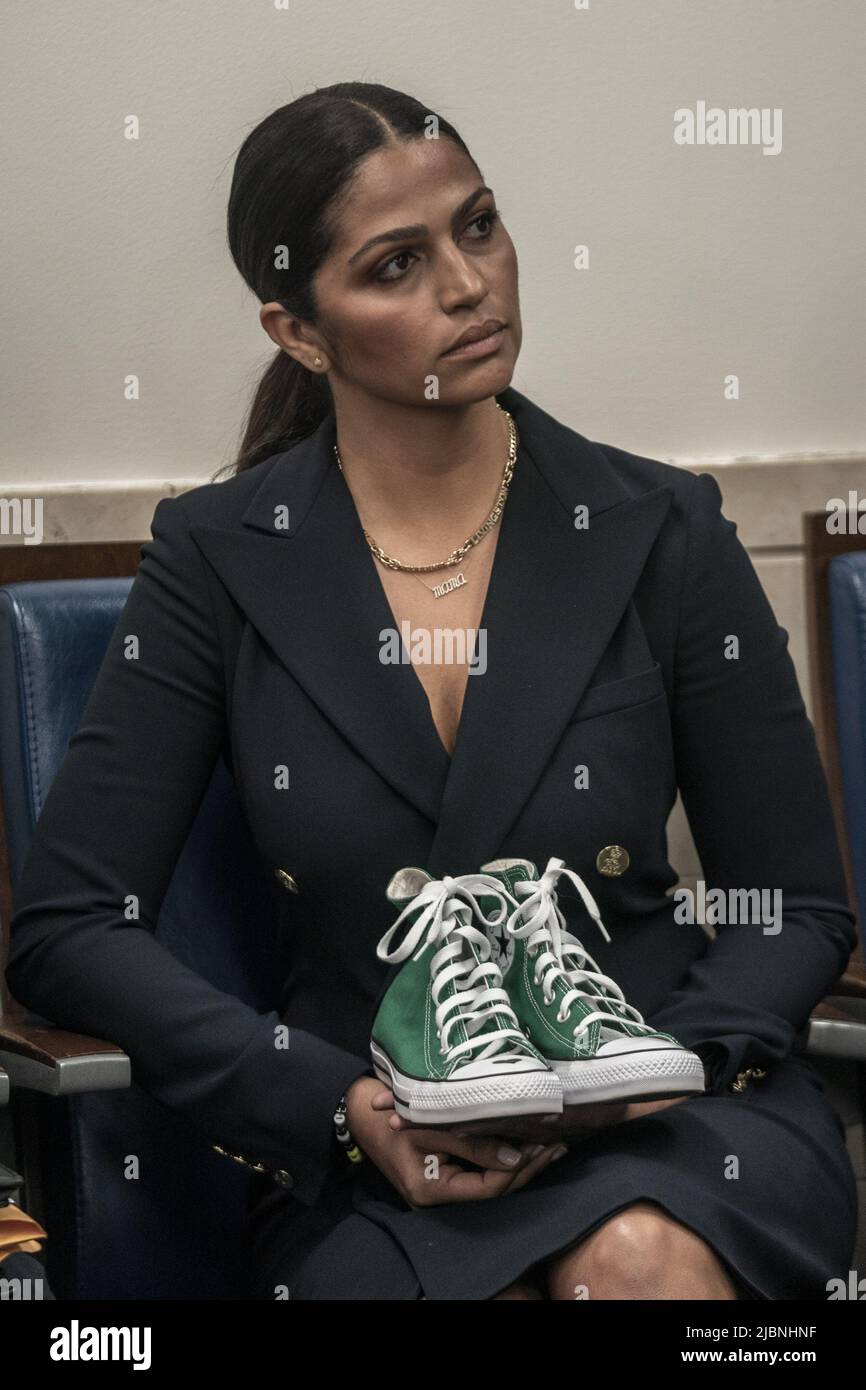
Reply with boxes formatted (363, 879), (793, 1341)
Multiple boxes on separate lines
(377, 873), (536, 1066)
(507, 858), (659, 1041)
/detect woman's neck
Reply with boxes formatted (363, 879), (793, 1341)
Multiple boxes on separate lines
(331, 393), (512, 550)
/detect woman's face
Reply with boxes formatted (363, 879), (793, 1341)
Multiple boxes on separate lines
(274, 137), (522, 409)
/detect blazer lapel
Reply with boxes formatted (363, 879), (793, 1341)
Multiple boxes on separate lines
(425, 389), (673, 876)
(188, 387), (673, 875)
(189, 413), (452, 827)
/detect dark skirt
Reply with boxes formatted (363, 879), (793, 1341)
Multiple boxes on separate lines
(245, 1054), (858, 1301)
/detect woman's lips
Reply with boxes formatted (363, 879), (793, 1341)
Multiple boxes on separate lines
(440, 324), (506, 359)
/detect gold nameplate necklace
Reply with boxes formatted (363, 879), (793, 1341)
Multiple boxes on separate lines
(334, 403), (518, 599)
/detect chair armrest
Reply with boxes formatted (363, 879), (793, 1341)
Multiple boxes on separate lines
(0, 1014), (130, 1095)
(806, 995), (866, 1062)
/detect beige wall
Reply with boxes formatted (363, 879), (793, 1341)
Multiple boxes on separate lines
(2, 0), (863, 484)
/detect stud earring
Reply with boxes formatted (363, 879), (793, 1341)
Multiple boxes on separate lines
(313, 356), (322, 368)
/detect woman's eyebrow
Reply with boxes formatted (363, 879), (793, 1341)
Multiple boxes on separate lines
(346, 185), (494, 266)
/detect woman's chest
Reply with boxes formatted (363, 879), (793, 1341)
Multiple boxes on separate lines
(373, 547), (497, 759)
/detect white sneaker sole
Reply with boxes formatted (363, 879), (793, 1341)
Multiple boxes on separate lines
(552, 1047), (706, 1105)
(370, 1039), (564, 1125)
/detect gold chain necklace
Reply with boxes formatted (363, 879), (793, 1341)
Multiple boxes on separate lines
(334, 403), (518, 600)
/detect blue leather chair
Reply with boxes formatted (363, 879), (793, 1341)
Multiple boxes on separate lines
(0, 579), (285, 1299)
(829, 551), (866, 940)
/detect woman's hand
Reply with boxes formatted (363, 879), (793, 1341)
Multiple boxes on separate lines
(346, 1076), (568, 1207)
(373, 1087), (691, 1148)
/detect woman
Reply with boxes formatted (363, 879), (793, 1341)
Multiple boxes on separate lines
(6, 82), (859, 1301)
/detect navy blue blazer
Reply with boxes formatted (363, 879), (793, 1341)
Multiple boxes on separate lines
(6, 385), (858, 1209)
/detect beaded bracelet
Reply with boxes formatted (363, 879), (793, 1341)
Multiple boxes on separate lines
(334, 1093), (365, 1165)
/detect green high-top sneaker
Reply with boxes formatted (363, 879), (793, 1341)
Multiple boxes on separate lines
(477, 856), (706, 1105)
(370, 867), (564, 1125)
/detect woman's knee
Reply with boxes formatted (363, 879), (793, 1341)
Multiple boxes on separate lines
(546, 1200), (738, 1300)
